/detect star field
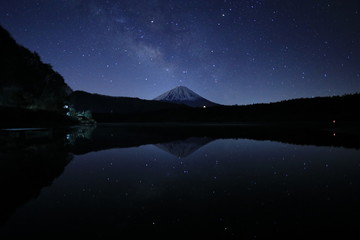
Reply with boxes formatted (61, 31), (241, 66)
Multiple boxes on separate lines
(0, 0), (359, 105)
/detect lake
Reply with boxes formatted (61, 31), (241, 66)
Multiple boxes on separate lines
(1, 124), (360, 239)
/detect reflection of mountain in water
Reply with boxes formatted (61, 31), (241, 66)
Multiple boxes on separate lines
(0, 128), (73, 225)
(68, 123), (360, 156)
(1, 123), (359, 226)
(155, 137), (214, 158)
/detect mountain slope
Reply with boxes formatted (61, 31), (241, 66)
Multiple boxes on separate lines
(0, 25), (72, 111)
(154, 86), (219, 107)
(67, 90), (187, 115)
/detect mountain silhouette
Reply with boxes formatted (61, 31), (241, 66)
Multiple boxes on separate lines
(0, 25), (72, 111)
(154, 86), (219, 107)
(68, 90), (187, 115)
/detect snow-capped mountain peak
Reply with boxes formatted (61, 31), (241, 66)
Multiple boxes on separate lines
(154, 86), (219, 107)
(154, 86), (200, 102)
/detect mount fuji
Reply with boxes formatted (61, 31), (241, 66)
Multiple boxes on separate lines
(154, 86), (219, 107)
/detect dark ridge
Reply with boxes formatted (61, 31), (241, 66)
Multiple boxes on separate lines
(67, 90), (188, 115)
(88, 93), (360, 124)
(0, 25), (72, 112)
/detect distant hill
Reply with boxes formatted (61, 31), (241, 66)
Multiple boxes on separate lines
(196, 93), (360, 124)
(81, 92), (360, 124)
(0, 25), (72, 111)
(67, 90), (188, 115)
(154, 86), (219, 107)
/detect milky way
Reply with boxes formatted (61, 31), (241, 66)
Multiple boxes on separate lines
(0, 0), (359, 104)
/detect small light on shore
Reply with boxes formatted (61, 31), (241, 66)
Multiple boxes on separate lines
(203, 105), (206, 109)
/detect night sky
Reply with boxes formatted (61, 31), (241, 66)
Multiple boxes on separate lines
(0, 0), (359, 105)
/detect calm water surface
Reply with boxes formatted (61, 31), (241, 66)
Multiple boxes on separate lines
(1, 125), (360, 238)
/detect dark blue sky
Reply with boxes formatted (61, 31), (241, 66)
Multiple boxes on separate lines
(1, 0), (359, 105)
